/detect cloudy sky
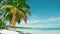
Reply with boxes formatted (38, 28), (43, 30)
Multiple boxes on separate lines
(16, 0), (60, 28)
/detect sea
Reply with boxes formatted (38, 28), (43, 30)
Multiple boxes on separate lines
(32, 28), (60, 30)
(15, 28), (60, 34)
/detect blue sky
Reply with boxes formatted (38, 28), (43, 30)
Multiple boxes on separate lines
(30, 0), (60, 17)
(17, 0), (60, 28)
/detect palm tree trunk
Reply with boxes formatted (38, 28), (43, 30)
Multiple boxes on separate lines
(10, 7), (17, 27)
(11, 15), (16, 27)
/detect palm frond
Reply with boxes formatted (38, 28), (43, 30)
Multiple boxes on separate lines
(18, 19), (21, 24)
(18, 10), (27, 23)
(21, 8), (31, 15)
(26, 9), (31, 15)
(0, 5), (13, 9)
(16, 12), (22, 24)
(2, 11), (12, 20)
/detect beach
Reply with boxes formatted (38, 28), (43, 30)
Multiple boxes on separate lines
(0, 29), (20, 34)
(0, 29), (60, 34)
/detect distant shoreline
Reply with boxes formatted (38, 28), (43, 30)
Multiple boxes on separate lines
(15, 28), (60, 30)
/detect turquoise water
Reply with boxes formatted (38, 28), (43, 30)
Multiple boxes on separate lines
(15, 28), (60, 34)
(32, 28), (60, 30)
(16, 28), (60, 30)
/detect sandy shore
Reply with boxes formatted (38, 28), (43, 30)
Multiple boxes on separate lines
(0, 29), (20, 34)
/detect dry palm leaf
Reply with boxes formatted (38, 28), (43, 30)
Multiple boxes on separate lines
(18, 10), (27, 23)
(21, 8), (31, 15)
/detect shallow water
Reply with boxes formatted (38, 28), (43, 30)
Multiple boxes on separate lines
(15, 28), (60, 34)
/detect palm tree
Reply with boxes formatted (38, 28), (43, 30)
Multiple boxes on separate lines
(0, 0), (31, 27)
(0, 19), (8, 29)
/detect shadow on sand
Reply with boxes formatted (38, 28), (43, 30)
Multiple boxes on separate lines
(16, 31), (31, 34)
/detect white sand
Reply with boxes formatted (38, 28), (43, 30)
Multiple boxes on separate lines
(0, 29), (20, 34)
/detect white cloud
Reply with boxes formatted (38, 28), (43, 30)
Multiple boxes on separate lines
(19, 16), (60, 24)
(16, 15), (60, 28)
(27, 17), (60, 24)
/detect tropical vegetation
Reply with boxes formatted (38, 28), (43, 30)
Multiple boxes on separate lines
(0, 0), (31, 28)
